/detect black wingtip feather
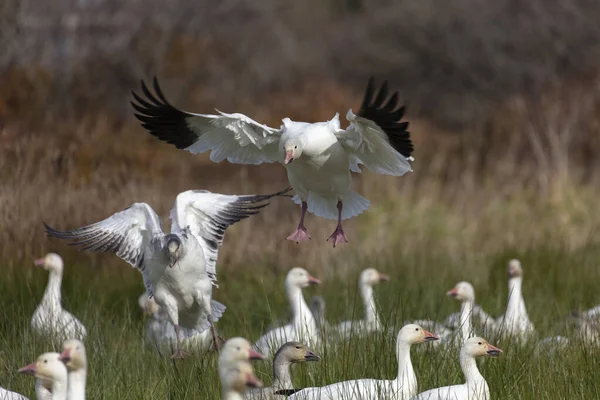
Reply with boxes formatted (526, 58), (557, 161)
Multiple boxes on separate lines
(358, 78), (413, 158)
(130, 78), (199, 150)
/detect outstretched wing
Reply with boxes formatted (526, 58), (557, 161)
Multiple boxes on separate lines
(336, 78), (414, 176)
(44, 203), (163, 296)
(170, 188), (290, 283)
(131, 78), (283, 164)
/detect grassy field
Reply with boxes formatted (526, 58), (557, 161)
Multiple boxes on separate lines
(1, 237), (599, 399)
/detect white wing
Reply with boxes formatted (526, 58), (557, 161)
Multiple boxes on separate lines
(170, 189), (288, 283)
(336, 78), (414, 176)
(45, 203), (163, 296)
(132, 78), (282, 164)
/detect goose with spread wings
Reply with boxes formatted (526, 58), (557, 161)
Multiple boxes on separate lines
(45, 188), (286, 359)
(131, 78), (414, 247)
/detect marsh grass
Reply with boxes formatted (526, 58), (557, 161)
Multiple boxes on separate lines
(1, 242), (599, 399)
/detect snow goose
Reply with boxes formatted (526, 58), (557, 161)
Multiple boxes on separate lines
(131, 78), (413, 247)
(246, 342), (320, 399)
(45, 189), (284, 359)
(254, 268), (321, 357)
(410, 337), (502, 400)
(219, 338), (266, 379)
(221, 361), (263, 400)
(336, 268), (389, 340)
(30, 254), (86, 342)
(59, 340), (86, 400)
(0, 387), (28, 400)
(288, 324), (439, 400)
(18, 353), (68, 400)
(495, 259), (535, 342)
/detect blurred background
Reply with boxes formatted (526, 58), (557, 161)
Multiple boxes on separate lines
(2, 0), (600, 279)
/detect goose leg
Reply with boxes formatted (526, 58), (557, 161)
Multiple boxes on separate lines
(208, 315), (223, 351)
(327, 201), (348, 247)
(170, 325), (191, 359)
(286, 201), (311, 243)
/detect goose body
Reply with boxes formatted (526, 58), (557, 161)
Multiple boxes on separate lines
(289, 324), (438, 400)
(30, 254), (86, 342)
(18, 353), (68, 400)
(46, 189), (283, 358)
(132, 78), (413, 246)
(0, 387), (28, 400)
(411, 337), (502, 400)
(254, 269), (321, 357)
(495, 260), (535, 341)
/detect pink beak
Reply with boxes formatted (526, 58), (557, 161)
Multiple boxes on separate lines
(18, 362), (37, 375)
(308, 275), (321, 285)
(245, 372), (263, 388)
(284, 150), (294, 165)
(447, 287), (459, 297)
(378, 273), (390, 282)
(248, 349), (266, 360)
(423, 329), (439, 342)
(34, 258), (45, 267)
(59, 348), (71, 363)
(486, 343), (503, 356)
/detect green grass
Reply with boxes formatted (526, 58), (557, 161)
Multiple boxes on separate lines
(1, 245), (600, 399)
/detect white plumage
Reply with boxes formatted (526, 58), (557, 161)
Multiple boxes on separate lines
(0, 387), (28, 400)
(132, 77), (413, 246)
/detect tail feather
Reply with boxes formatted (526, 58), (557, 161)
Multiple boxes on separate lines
(292, 191), (370, 220)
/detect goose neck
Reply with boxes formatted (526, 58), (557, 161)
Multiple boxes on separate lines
(67, 369), (86, 400)
(272, 357), (293, 391)
(42, 270), (63, 308)
(51, 377), (68, 400)
(360, 283), (379, 326)
(287, 285), (311, 325)
(394, 340), (416, 393)
(459, 299), (474, 341)
(222, 391), (244, 400)
(459, 352), (484, 386)
(506, 277), (523, 319)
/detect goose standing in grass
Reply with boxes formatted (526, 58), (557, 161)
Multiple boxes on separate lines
(221, 361), (263, 400)
(30, 254), (86, 342)
(495, 259), (535, 341)
(59, 340), (86, 400)
(46, 189), (284, 359)
(246, 342), (320, 399)
(132, 78), (413, 247)
(336, 269), (389, 340)
(18, 353), (68, 400)
(254, 268), (321, 357)
(288, 324), (439, 400)
(219, 338), (266, 378)
(410, 337), (502, 400)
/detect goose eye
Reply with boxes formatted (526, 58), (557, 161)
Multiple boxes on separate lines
(44, 360), (48, 363)
(295, 346), (301, 349)
(294, 145), (297, 149)
(236, 347), (241, 351)
(478, 342), (482, 345)
(415, 328), (419, 331)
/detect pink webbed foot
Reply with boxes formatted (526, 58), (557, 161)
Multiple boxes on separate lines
(327, 226), (348, 248)
(286, 226), (312, 243)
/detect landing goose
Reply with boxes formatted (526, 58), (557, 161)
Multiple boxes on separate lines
(18, 353), (68, 400)
(45, 189), (284, 358)
(30, 254), (86, 342)
(495, 259), (535, 342)
(254, 268), (321, 357)
(131, 78), (413, 247)
(288, 324), (438, 400)
(336, 268), (389, 340)
(410, 337), (502, 400)
(221, 361), (263, 400)
(59, 340), (86, 400)
(246, 342), (320, 399)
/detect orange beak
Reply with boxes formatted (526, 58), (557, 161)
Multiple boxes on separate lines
(18, 362), (37, 375)
(378, 273), (390, 282)
(308, 275), (321, 285)
(245, 372), (263, 388)
(447, 287), (459, 297)
(486, 343), (502, 356)
(59, 347), (72, 363)
(248, 349), (266, 360)
(284, 150), (294, 165)
(423, 329), (439, 342)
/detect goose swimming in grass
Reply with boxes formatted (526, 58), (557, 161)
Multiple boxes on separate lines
(335, 268), (389, 340)
(131, 78), (414, 247)
(495, 259), (535, 342)
(18, 353), (68, 400)
(45, 189), (285, 359)
(246, 342), (320, 399)
(254, 268), (321, 357)
(30, 253), (86, 342)
(288, 324), (439, 400)
(59, 340), (86, 400)
(221, 361), (263, 400)
(410, 337), (502, 400)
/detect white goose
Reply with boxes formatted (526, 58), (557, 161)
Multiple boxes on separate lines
(221, 361), (263, 400)
(18, 353), (68, 400)
(30, 254), (86, 342)
(336, 268), (389, 340)
(495, 259), (535, 342)
(46, 189), (283, 358)
(132, 78), (414, 247)
(410, 337), (502, 400)
(254, 268), (321, 357)
(218, 338), (267, 379)
(288, 324), (439, 400)
(59, 340), (86, 400)
(246, 342), (320, 399)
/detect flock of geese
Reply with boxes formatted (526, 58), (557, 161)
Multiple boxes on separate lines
(3, 253), (599, 399)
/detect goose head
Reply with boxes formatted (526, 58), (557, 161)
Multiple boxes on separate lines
(462, 337), (502, 358)
(275, 342), (321, 363)
(283, 138), (304, 165)
(397, 324), (439, 345)
(285, 268), (321, 289)
(34, 253), (63, 273)
(219, 338), (265, 370)
(447, 281), (475, 302)
(18, 352), (68, 383)
(165, 234), (183, 268)
(221, 361), (263, 394)
(508, 259), (523, 278)
(360, 268), (390, 286)
(59, 339), (87, 371)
